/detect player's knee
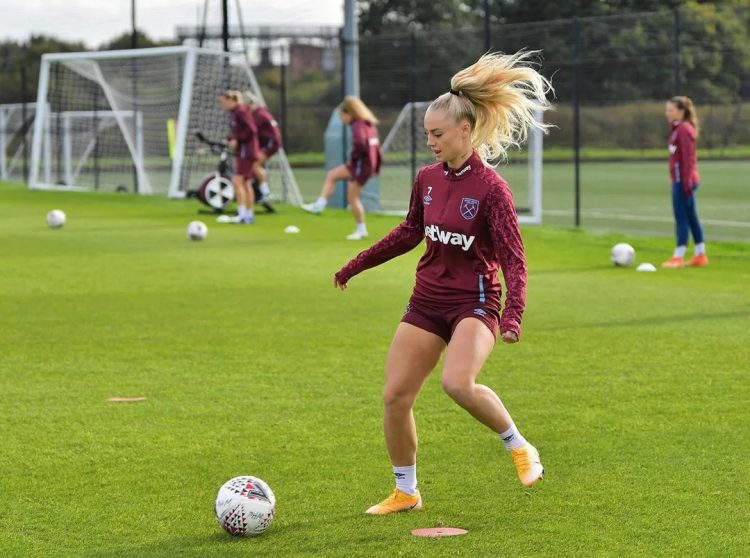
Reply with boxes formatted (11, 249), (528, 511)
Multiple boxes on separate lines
(441, 374), (472, 403)
(382, 387), (413, 414)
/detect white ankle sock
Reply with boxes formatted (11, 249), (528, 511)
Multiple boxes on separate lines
(243, 208), (254, 221)
(357, 222), (367, 235)
(673, 245), (687, 258)
(499, 423), (528, 451)
(393, 464), (417, 495)
(260, 182), (270, 196)
(238, 205), (247, 218)
(315, 197), (328, 209)
(694, 243), (706, 256)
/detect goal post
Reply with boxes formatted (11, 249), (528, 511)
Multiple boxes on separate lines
(380, 102), (544, 224)
(30, 46), (302, 204)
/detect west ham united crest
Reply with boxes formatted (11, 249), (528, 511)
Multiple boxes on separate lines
(460, 197), (480, 220)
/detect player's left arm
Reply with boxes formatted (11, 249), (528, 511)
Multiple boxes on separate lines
(486, 184), (528, 342)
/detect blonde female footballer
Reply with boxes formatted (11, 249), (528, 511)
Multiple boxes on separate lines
(333, 51), (551, 515)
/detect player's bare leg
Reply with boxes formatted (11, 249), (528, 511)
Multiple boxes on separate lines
(346, 181), (367, 240)
(302, 164), (349, 214)
(227, 175), (254, 224)
(441, 318), (543, 487)
(252, 153), (270, 199)
(366, 322), (445, 515)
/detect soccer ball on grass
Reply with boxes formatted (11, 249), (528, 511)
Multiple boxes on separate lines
(215, 476), (276, 537)
(611, 243), (636, 267)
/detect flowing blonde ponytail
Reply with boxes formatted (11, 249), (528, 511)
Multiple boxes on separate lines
(429, 51), (552, 163)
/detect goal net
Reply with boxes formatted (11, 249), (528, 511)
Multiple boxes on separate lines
(1, 102), (36, 182)
(380, 102), (543, 224)
(30, 46), (302, 204)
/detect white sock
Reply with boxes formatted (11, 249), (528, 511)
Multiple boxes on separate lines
(315, 196), (328, 209)
(260, 182), (270, 196)
(357, 222), (367, 235)
(244, 208), (254, 221)
(238, 205), (247, 218)
(393, 464), (417, 495)
(694, 242), (706, 256)
(673, 245), (687, 259)
(499, 423), (528, 451)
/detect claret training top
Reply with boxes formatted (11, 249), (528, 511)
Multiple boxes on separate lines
(335, 152), (527, 337)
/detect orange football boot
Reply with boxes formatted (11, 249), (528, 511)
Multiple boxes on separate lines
(365, 489), (422, 515)
(687, 253), (709, 267)
(511, 444), (544, 487)
(661, 257), (686, 269)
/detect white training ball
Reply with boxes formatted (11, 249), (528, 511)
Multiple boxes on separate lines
(186, 220), (208, 241)
(46, 209), (66, 228)
(215, 476), (276, 537)
(284, 225), (300, 234)
(611, 243), (636, 267)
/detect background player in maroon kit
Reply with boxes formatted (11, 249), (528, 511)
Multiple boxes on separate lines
(219, 90), (259, 224)
(662, 96), (708, 268)
(244, 91), (283, 202)
(302, 96), (382, 240)
(333, 52), (551, 515)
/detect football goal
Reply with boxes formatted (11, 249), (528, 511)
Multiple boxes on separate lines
(380, 102), (543, 224)
(30, 46), (302, 204)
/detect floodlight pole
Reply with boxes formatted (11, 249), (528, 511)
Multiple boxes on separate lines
(342, 0), (360, 97)
(131, 0), (137, 49)
(222, 0), (230, 52)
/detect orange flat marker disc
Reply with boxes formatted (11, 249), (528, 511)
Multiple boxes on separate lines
(106, 397), (147, 403)
(411, 527), (468, 538)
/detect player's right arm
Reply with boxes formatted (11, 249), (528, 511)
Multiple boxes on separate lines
(334, 174), (425, 288)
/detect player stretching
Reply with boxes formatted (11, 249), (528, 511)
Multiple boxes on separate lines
(334, 51), (551, 515)
(302, 96), (382, 240)
(662, 96), (708, 268)
(219, 90), (259, 224)
(244, 92), (283, 203)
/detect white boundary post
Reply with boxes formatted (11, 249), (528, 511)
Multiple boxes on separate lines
(168, 48), (197, 199)
(30, 59), (50, 188)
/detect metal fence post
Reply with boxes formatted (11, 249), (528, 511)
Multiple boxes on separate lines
(484, 0), (492, 52)
(573, 16), (581, 227)
(673, 8), (681, 95)
(21, 63), (29, 184)
(409, 30), (417, 185)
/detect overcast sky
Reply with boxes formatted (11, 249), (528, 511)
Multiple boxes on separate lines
(0, 0), (344, 47)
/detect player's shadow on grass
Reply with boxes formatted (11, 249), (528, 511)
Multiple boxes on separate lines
(539, 308), (750, 331)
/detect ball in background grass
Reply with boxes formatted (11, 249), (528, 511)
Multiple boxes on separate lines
(186, 220), (208, 241)
(215, 476), (276, 537)
(46, 209), (66, 228)
(611, 243), (636, 267)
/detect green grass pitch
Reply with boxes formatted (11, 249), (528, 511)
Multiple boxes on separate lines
(1, 183), (749, 556)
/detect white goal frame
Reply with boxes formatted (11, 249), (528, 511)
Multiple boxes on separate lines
(29, 45), (302, 204)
